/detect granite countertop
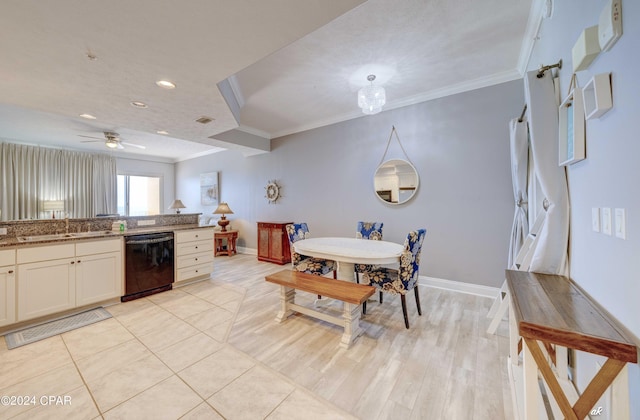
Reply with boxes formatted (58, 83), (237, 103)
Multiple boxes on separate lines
(0, 224), (214, 248)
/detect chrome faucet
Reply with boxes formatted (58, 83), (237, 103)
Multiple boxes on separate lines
(65, 216), (69, 234)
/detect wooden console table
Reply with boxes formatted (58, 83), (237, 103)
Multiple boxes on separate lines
(257, 222), (292, 264)
(506, 270), (637, 419)
(214, 230), (238, 256)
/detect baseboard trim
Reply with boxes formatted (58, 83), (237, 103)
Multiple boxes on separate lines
(419, 276), (500, 299)
(230, 251), (499, 299)
(237, 246), (257, 256)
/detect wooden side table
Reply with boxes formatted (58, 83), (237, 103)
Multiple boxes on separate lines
(214, 230), (238, 256)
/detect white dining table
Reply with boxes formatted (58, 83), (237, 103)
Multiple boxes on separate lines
(293, 237), (404, 282)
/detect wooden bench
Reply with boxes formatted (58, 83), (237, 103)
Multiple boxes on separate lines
(265, 269), (375, 349)
(506, 269), (638, 419)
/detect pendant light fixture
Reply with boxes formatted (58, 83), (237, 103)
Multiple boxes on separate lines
(358, 74), (386, 115)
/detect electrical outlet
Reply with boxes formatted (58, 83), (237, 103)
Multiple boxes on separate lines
(602, 207), (612, 235)
(592, 208), (601, 232)
(614, 208), (626, 239)
(137, 219), (156, 226)
(0, 228), (7, 235)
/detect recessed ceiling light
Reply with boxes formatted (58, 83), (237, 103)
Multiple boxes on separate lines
(79, 113), (96, 120)
(130, 101), (148, 109)
(156, 130), (169, 135)
(155, 80), (176, 89)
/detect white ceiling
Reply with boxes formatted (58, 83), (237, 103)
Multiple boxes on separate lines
(0, 0), (538, 162)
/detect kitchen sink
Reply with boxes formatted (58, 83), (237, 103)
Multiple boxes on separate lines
(17, 233), (74, 242)
(16, 231), (118, 242)
(69, 230), (117, 238)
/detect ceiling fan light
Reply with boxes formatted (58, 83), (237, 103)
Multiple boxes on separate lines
(357, 75), (386, 115)
(105, 140), (119, 148)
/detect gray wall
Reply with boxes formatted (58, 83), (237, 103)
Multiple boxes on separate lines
(176, 80), (523, 288)
(529, 0), (640, 414)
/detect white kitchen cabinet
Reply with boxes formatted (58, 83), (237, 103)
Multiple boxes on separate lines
(15, 238), (122, 322)
(175, 228), (214, 283)
(0, 249), (16, 327)
(17, 257), (76, 321)
(75, 238), (122, 306)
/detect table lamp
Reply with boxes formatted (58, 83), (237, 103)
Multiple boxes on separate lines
(213, 202), (233, 232)
(43, 200), (65, 219)
(168, 199), (186, 214)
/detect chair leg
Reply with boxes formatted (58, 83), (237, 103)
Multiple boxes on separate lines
(355, 271), (360, 284)
(414, 286), (422, 316)
(401, 294), (409, 329)
(363, 300), (367, 315)
(379, 291), (383, 303)
(333, 270), (337, 279)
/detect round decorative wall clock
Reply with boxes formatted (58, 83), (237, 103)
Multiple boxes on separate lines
(265, 180), (281, 203)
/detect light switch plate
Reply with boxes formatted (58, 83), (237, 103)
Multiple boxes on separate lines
(592, 208), (601, 232)
(615, 208), (626, 239)
(602, 207), (612, 235)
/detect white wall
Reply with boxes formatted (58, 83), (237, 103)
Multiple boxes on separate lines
(116, 157), (176, 214)
(529, 0), (639, 415)
(176, 80), (523, 288)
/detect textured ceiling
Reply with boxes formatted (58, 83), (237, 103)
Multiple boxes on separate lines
(0, 0), (537, 161)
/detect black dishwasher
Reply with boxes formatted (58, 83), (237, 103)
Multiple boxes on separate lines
(122, 232), (174, 302)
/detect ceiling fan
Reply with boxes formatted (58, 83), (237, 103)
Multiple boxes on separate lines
(79, 131), (146, 150)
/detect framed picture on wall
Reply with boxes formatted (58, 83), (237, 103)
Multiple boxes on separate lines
(558, 88), (585, 166)
(200, 172), (219, 206)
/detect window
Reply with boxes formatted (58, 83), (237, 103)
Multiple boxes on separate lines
(117, 175), (161, 216)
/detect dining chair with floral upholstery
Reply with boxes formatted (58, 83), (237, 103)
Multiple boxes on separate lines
(285, 223), (337, 281)
(361, 229), (426, 329)
(354, 221), (384, 287)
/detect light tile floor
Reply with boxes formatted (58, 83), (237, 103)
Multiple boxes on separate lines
(0, 280), (356, 419)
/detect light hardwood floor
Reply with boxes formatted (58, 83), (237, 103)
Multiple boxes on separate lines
(0, 253), (512, 419)
(217, 254), (513, 420)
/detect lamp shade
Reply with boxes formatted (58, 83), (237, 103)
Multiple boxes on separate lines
(213, 202), (233, 215)
(168, 199), (186, 214)
(43, 200), (65, 211)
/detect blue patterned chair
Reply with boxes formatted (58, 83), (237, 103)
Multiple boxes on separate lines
(285, 223), (337, 282)
(354, 221), (384, 286)
(361, 229), (426, 329)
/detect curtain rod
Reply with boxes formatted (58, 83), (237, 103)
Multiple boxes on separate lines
(518, 104), (527, 123)
(536, 59), (563, 78)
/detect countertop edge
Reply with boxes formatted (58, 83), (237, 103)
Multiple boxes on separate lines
(0, 225), (215, 248)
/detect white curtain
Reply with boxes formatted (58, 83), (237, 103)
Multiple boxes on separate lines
(508, 118), (529, 267)
(524, 71), (570, 275)
(0, 142), (117, 220)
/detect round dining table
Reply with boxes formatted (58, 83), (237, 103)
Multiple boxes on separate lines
(293, 237), (404, 281)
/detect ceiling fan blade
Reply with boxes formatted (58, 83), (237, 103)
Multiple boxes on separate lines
(80, 140), (103, 144)
(78, 134), (104, 140)
(120, 141), (146, 150)
(116, 142), (125, 150)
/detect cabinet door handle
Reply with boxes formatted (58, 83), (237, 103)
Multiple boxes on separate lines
(70, 261), (75, 265)
(195, 258), (198, 261)
(7, 270), (13, 274)
(195, 234), (199, 238)
(195, 246), (198, 249)
(77, 260), (81, 264)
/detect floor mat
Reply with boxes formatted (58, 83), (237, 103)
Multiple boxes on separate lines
(4, 308), (112, 349)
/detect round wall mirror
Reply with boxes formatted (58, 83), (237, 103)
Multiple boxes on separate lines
(373, 159), (419, 205)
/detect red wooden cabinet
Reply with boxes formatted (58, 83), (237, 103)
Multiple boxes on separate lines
(257, 222), (292, 265)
